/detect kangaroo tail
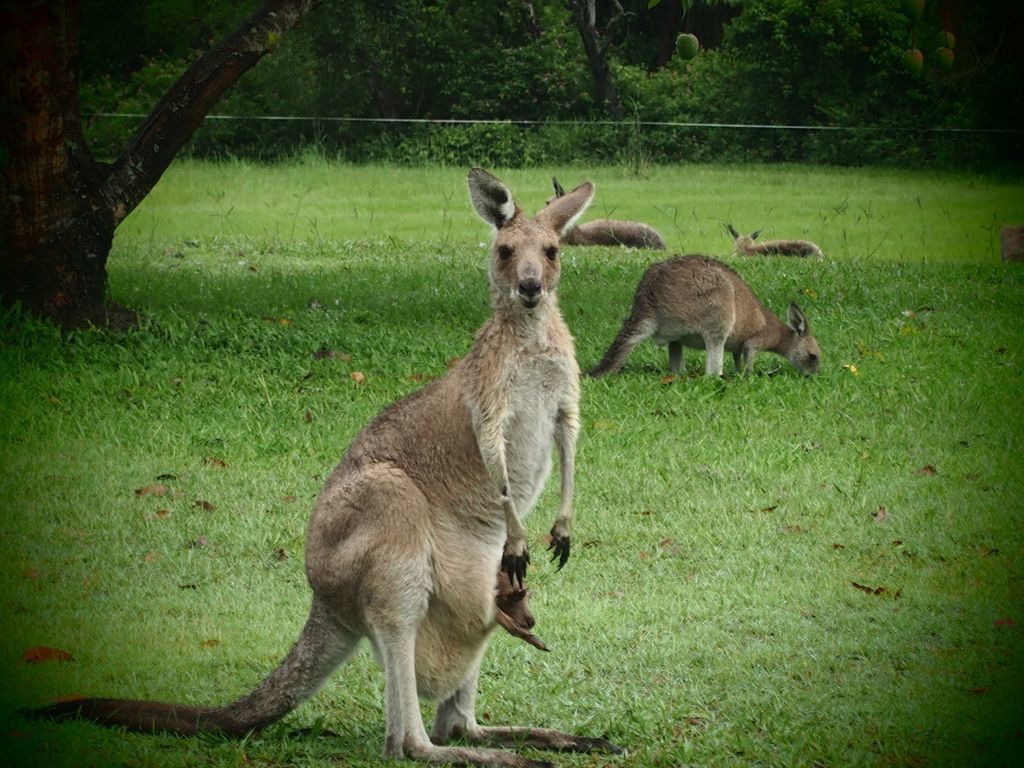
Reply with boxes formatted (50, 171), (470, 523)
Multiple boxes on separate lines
(588, 313), (656, 378)
(22, 599), (356, 737)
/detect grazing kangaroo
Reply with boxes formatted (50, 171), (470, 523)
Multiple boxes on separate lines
(551, 178), (665, 249)
(588, 255), (821, 378)
(24, 169), (620, 767)
(728, 224), (824, 259)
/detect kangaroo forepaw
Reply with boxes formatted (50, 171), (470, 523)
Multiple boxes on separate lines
(547, 533), (570, 570)
(501, 548), (530, 589)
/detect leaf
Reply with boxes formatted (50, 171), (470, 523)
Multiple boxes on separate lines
(781, 524), (804, 534)
(852, 581), (901, 598)
(873, 506), (889, 523)
(155, 472), (178, 481)
(659, 375), (675, 384)
(304, 410), (313, 423)
(842, 363), (859, 376)
(282, 495), (297, 503)
(263, 316), (293, 325)
(144, 551), (158, 564)
(194, 500), (215, 512)
(144, 509), (171, 521)
(350, 371), (366, 384)
(23, 646), (74, 664)
(313, 348), (352, 362)
(203, 456), (229, 469)
(199, 638), (220, 648)
(994, 618), (1016, 629)
(274, 547), (288, 562)
(135, 483), (169, 497)
(658, 538), (681, 556)
(915, 464), (937, 476)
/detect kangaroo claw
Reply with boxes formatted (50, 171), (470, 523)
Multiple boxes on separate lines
(547, 534), (570, 570)
(501, 549), (530, 589)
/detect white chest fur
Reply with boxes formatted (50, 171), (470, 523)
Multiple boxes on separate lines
(503, 350), (573, 519)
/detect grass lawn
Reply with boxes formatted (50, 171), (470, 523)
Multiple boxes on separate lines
(1, 160), (1023, 767)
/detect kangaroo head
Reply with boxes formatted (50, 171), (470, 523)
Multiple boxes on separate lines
(469, 168), (593, 311)
(727, 223), (762, 254)
(785, 301), (821, 374)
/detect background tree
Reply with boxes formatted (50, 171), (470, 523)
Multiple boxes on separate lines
(0, 0), (318, 329)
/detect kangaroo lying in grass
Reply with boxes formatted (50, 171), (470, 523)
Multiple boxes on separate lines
(728, 224), (824, 259)
(25, 169), (620, 768)
(551, 177), (665, 249)
(588, 255), (821, 378)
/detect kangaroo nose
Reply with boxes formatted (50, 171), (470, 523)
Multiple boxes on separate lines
(518, 278), (542, 301)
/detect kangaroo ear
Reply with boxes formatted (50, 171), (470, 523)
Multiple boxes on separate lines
(536, 181), (594, 237)
(468, 168), (517, 229)
(727, 223), (740, 239)
(751, 228), (764, 240)
(552, 177), (566, 198)
(788, 302), (809, 336)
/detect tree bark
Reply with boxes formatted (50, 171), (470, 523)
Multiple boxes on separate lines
(1, 0), (318, 329)
(569, 0), (622, 119)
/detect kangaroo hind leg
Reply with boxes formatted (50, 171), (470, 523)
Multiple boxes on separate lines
(431, 663), (622, 760)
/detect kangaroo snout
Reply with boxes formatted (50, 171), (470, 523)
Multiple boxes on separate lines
(517, 277), (543, 305)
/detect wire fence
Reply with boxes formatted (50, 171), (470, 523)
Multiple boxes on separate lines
(89, 113), (1023, 135)
(83, 113), (1024, 168)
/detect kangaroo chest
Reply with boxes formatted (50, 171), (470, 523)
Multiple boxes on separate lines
(502, 351), (573, 517)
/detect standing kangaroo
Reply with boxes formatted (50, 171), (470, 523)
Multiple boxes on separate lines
(551, 178), (665, 249)
(588, 255), (820, 378)
(728, 224), (824, 259)
(25, 169), (620, 767)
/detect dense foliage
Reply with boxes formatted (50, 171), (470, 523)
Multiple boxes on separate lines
(79, 0), (1022, 168)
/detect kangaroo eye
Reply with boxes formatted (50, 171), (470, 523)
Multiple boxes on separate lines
(545, 246), (558, 261)
(498, 245), (513, 261)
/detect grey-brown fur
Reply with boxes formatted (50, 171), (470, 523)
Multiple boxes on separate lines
(552, 178), (665, 249)
(24, 170), (620, 767)
(728, 224), (824, 259)
(588, 255), (821, 378)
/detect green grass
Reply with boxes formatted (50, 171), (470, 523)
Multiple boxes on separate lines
(2, 160), (1024, 767)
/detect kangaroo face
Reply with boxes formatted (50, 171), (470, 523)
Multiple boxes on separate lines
(490, 218), (561, 310)
(790, 333), (821, 374)
(787, 302), (821, 374)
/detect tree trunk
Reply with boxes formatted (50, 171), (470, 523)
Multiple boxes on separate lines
(570, 0), (622, 119)
(0, 0), (318, 329)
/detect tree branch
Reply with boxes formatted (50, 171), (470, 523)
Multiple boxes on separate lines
(101, 0), (318, 224)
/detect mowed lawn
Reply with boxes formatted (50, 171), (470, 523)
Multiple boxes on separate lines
(1, 160), (1023, 767)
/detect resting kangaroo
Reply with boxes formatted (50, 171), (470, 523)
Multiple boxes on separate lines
(24, 169), (620, 767)
(551, 178), (665, 249)
(728, 224), (824, 259)
(588, 255), (821, 378)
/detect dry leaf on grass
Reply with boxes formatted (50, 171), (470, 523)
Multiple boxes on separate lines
(134, 483), (168, 497)
(23, 646), (74, 663)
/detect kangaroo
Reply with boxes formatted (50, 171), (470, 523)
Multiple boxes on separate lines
(588, 255), (821, 378)
(728, 224), (824, 259)
(23, 169), (620, 767)
(551, 178), (665, 249)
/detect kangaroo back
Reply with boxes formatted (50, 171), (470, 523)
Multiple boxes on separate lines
(551, 177), (665, 249)
(728, 223), (824, 259)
